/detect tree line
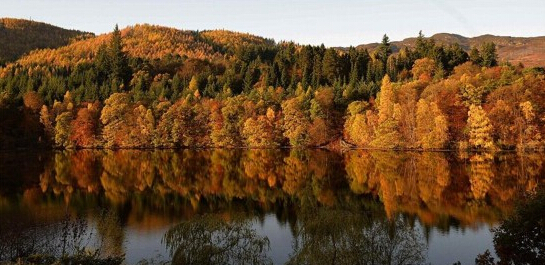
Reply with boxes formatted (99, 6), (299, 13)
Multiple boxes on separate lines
(1, 26), (544, 150)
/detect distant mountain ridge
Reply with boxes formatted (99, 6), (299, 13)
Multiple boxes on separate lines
(356, 33), (545, 67)
(0, 18), (93, 63)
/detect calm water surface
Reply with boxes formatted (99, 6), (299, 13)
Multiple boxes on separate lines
(0, 149), (543, 264)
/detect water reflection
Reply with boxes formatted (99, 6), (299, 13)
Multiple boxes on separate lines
(164, 214), (271, 265)
(288, 208), (426, 265)
(0, 209), (123, 264)
(0, 149), (543, 264)
(345, 151), (543, 228)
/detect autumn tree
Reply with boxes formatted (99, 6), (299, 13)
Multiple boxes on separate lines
(242, 108), (281, 147)
(188, 75), (199, 94)
(308, 87), (336, 146)
(40, 105), (55, 143)
(488, 99), (517, 148)
(175, 99), (210, 147)
(516, 101), (543, 150)
(396, 81), (421, 148)
(461, 83), (486, 106)
(154, 102), (177, 148)
(282, 96), (310, 147)
(37, 91), (77, 148)
(377, 75), (395, 124)
(19, 91), (45, 146)
(100, 93), (132, 148)
(54, 111), (74, 148)
(343, 101), (375, 146)
(415, 99), (449, 149)
(128, 104), (154, 147)
(210, 96), (246, 147)
(411, 58), (435, 82)
(467, 104), (495, 149)
(23, 91), (43, 113)
(370, 75), (402, 148)
(70, 102), (101, 147)
(154, 99), (211, 148)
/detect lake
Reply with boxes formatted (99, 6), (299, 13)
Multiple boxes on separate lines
(0, 149), (543, 264)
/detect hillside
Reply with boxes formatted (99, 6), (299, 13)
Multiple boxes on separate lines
(1, 19), (545, 151)
(0, 18), (93, 63)
(357, 33), (545, 67)
(12, 19), (544, 68)
(17, 24), (275, 67)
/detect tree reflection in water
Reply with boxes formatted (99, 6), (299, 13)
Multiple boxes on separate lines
(0, 209), (124, 264)
(1, 149), (544, 264)
(163, 214), (272, 265)
(287, 208), (426, 265)
(28, 149), (544, 225)
(162, 208), (426, 265)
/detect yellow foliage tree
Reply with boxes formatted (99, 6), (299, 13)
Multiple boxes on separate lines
(488, 99), (517, 148)
(128, 105), (154, 148)
(377, 75), (395, 124)
(517, 101), (543, 150)
(411, 58), (435, 81)
(210, 96), (246, 147)
(54, 111), (74, 148)
(415, 99), (449, 149)
(100, 93), (132, 148)
(370, 75), (402, 148)
(282, 97), (310, 147)
(40, 105), (54, 142)
(461, 83), (486, 107)
(343, 101), (376, 147)
(242, 109), (281, 148)
(467, 104), (495, 149)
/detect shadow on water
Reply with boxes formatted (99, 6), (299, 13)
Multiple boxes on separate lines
(0, 149), (543, 264)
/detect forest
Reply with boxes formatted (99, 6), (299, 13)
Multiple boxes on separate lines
(1, 24), (544, 150)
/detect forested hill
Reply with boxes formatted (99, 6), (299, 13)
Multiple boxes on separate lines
(0, 18), (93, 64)
(3, 18), (545, 68)
(356, 33), (545, 68)
(9, 20), (545, 69)
(1, 21), (545, 151)
(16, 24), (275, 67)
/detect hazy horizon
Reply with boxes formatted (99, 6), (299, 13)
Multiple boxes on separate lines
(2, 0), (545, 47)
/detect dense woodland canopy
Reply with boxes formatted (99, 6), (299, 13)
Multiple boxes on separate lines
(1, 24), (544, 150)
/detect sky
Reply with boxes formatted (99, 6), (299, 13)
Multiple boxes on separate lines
(2, 0), (545, 47)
